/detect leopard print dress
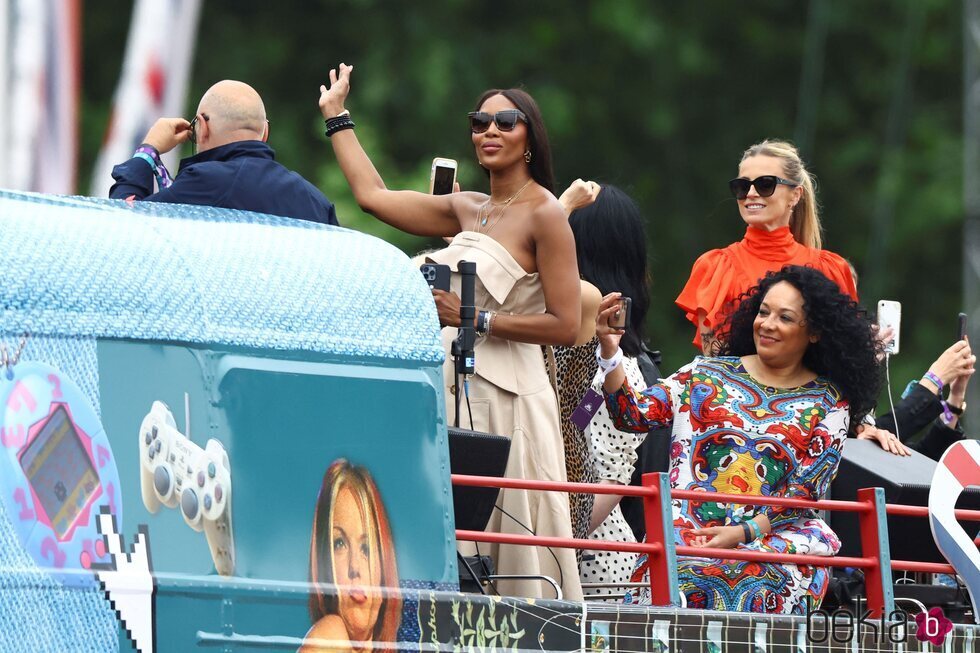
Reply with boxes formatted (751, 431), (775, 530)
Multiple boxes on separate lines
(548, 338), (599, 548)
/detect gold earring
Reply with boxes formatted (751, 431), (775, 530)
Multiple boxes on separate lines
(524, 150), (532, 163)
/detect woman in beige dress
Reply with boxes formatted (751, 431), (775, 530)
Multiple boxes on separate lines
(318, 64), (583, 600)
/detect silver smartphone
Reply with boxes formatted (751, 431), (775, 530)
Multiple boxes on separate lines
(877, 300), (901, 355)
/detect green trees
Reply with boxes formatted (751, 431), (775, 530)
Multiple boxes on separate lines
(82, 0), (964, 386)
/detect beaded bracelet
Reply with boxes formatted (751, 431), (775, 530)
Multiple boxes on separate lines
(324, 112), (355, 137)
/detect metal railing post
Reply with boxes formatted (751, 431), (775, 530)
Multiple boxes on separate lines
(641, 472), (680, 606)
(857, 487), (895, 617)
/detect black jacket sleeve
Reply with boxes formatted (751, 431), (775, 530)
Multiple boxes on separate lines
(108, 158), (156, 199)
(874, 383), (942, 441)
(911, 421), (965, 461)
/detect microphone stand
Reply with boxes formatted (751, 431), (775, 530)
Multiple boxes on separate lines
(451, 261), (476, 429)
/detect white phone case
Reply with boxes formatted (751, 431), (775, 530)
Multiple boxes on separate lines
(877, 300), (901, 355)
(429, 158), (457, 195)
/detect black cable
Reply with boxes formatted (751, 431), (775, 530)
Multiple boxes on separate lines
(456, 551), (489, 596)
(493, 503), (564, 591)
(453, 369), (461, 429)
(464, 378), (474, 431)
(473, 541), (500, 595)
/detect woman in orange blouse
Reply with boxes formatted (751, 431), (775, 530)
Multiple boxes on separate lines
(677, 140), (857, 353)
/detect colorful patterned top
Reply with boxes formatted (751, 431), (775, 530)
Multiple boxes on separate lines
(605, 356), (849, 613)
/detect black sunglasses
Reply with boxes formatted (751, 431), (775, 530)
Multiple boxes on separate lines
(467, 110), (528, 134)
(728, 175), (798, 200)
(188, 113), (209, 145)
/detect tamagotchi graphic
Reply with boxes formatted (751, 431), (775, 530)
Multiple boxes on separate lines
(0, 361), (121, 586)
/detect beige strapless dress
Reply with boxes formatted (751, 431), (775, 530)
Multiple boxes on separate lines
(426, 231), (582, 601)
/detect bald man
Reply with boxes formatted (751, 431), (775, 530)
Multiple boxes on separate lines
(109, 80), (338, 225)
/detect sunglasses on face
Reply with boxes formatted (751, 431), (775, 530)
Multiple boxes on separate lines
(728, 175), (798, 200)
(467, 109), (528, 134)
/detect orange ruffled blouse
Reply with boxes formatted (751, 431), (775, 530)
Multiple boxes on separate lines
(676, 226), (858, 348)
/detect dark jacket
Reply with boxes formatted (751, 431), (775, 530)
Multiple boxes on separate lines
(109, 140), (338, 226)
(875, 383), (964, 461)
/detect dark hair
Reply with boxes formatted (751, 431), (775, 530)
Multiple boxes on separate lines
(718, 265), (882, 424)
(474, 88), (555, 193)
(568, 184), (650, 356)
(309, 459), (401, 641)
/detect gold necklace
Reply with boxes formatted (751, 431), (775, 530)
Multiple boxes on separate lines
(474, 178), (534, 233)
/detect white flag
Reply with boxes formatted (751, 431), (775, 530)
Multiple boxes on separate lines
(0, 0), (80, 194)
(89, 0), (202, 198)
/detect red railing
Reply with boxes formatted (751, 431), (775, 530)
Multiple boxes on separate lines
(452, 472), (980, 616)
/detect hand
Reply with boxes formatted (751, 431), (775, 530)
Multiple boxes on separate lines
(595, 292), (624, 358)
(687, 525), (746, 549)
(856, 423), (911, 456)
(432, 289), (462, 328)
(873, 324), (895, 360)
(949, 337), (974, 406)
(142, 118), (191, 154)
(558, 179), (601, 215)
(319, 63), (353, 120)
(927, 338), (976, 389)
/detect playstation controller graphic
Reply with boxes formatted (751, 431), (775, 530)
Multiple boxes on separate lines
(138, 401), (235, 576)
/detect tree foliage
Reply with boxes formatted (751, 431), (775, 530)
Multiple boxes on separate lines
(81, 0), (965, 394)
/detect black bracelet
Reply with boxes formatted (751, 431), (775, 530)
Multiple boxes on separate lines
(740, 522), (752, 544)
(948, 402), (965, 415)
(324, 116), (355, 137)
(476, 310), (489, 336)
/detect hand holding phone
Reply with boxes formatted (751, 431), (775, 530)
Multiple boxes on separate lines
(608, 297), (632, 331)
(877, 300), (901, 355)
(420, 263), (451, 292)
(429, 158), (457, 195)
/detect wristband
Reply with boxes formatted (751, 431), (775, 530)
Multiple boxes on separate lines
(747, 519), (762, 541)
(740, 522), (752, 544)
(486, 311), (496, 337)
(595, 345), (623, 378)
(922, 371), (944, 393)
(133, 144), (174, 189)
(948, 401), (965, 416)
(941, 400), (955, 423)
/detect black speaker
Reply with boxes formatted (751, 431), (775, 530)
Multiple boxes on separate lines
(830, 439), (980, 563)
(448, 427), (511, 532)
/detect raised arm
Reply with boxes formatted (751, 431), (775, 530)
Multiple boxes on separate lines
(318, 64), (470, 237)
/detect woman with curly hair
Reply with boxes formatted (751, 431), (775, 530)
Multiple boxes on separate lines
(596, 265), (880, 614)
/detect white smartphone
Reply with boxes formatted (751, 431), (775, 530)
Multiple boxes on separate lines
(877, 300), (901, 355)
(429, 157), (457, 195)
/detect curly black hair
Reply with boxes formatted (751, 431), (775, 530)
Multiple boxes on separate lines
(717, 265), (882, 425)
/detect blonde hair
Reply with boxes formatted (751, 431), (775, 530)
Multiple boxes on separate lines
(741, 140), (822, 249)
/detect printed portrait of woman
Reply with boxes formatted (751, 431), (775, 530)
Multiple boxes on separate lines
(301, 459), (401, 653)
